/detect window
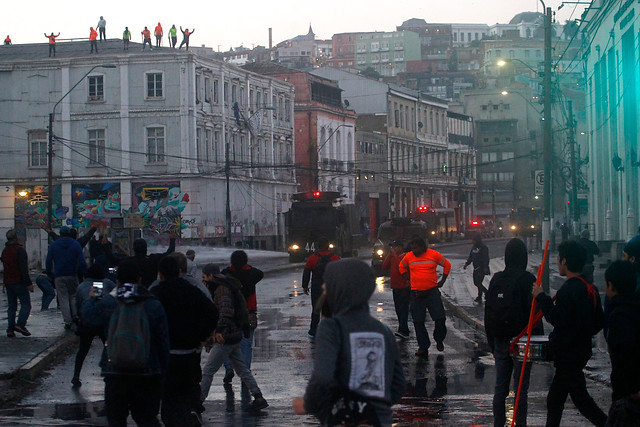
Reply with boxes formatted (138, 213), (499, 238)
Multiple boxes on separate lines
(492, 104), (499, 110)
(88, 129), (105, 165)
(195, 75), (201, 104)
(502, 152), (514, 160)
(231, 85), (237, 103)
(29, 130), (47, 167)
(224, 82), (229, 102)
(146, 72), (163, 98)
(213, 79), (219, 103)
(503, 104), (510, 110)
(285, 99), (291, 122)
(88, 75), (104, 101)
(146, 127), (165, 163)
(482, 105), (488, 111)
(204, 77), (211, 103)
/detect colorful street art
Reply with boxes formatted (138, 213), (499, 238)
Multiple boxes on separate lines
(125, 182), (190, 234)
(14, 185), (66, 228)
(72, 183), (121, 228)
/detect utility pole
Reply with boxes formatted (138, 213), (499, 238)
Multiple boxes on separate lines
(389, 137), (395, 218)
(225, 138), (232, 246)
(568, 100), (579, 231)
(541, 3), (553, 292)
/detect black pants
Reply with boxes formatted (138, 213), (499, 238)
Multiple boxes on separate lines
(473, 270), (488, 298)
(143, 38), (152, 49)
(170, 36), (177, 48)
(99, 28), (105, 40)
(161, 353), (202, 426)
(49, 44), (55, 56)
(411, 289), (447, 351)
(73, 326), (105, 380)
(104, 375), (162, 427)
(546, 364), (607, 427)
(392, 287), (411, 335)
(90, 40), (98, 53)
(155, 35), (162, 47)
(309, 281), (323, 336)
(179, 38), (189, 49)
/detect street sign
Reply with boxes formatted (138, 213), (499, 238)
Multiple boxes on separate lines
(535, 170), (544, 196)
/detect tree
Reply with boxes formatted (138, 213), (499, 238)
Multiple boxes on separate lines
(360, 67), (381, 79)
(564, 20), (579, 39)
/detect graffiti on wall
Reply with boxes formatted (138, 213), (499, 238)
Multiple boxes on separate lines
(72, 183), (121, 228)
(125, 182), (190, 234)
(15, 185), (66, 228)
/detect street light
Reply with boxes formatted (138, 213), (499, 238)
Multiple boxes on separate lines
(47, 64), (116, 234)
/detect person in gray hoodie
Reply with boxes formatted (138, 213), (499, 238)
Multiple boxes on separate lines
(293, 258), (406, 426)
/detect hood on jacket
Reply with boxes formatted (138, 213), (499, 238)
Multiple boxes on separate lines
(56, 236), (78, 249)
(505, 238), (528, 270)
(324, 259), (375, 315)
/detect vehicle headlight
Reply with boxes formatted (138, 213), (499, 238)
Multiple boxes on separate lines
(329, 243), (334, 249)
(431, 230), (436, 235)
(291, 244), (299, 250)
(511, 225), (517, 230)
(376, 249), (384, 256)
(530, 224), (535, 229)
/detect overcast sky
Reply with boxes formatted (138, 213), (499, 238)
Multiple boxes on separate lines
(4, 0), (586, 50)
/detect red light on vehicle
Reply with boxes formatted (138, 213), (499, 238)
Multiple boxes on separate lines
(417, 205), (429, 212)
(472, 220), (479, 225)
(313, 192), (321, 197)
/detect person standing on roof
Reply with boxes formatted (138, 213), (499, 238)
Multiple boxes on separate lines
(141, 27), (152, 50)
(301, 237), (340, 337)
(97, 16), (106, 41)
(169, 25), (177, 48)
(154, 22), (163, 48)
(122, 27), (131, 51)
(89, 27), (98, 53)
(44, 32), (60, 57)
(179, 26), (195, 50)
(399, 237), (451, 358)
(4, 35), (11, 45)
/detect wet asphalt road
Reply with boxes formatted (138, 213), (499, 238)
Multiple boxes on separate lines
(3, 255), (611, 426)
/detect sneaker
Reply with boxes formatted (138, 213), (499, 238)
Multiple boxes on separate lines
(71, 377), (82, 388)
(189, 410), (203, 426)
(14, 325), (31, 336)
(223, 368), (234, 384)
(245, 395), (269, 412)
(436, 342), (445, 352)
(7, 330), (15, 338)
(394, 331), (410, 340)
(415, 349), (429, 358)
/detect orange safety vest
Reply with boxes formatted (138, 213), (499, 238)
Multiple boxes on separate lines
(398, 249), (452, 291)
(89, 29), (97, 41)
(4, 36), (10, 44)
(47, 34), (58, 44)
(154, 25), (163, 36)
(142, 29), (151, 39)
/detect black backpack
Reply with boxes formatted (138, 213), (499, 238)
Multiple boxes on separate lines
(107, 299), (151, 373)
(485, 270), (529, 339)
(312, 253), (333, 285)
(217, 275), (251, 338)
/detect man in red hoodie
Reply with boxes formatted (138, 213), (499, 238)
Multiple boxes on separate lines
(383, 240), (410, 339)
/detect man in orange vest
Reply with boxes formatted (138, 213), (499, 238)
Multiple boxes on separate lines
(89, 27), (98, 53)
(399, 237), (451, 358)
(4, 35), (11, 45)
(44, 32), (60, 57)
(154, 23), (163, 48)
(141, 27), (152, 50)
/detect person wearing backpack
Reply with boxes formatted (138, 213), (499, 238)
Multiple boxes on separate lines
(464, 233), (490, 303)
(532, 240), (607, 427)
(150, 256), (218, 427)
(485, 238), (542, 427)
(302, 237), (340, 337)
(200, 264), (268, 414)
(2, 229), (34, 337)
(81, 260), (169, 426)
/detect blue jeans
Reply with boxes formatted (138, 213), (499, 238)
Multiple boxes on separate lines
(493, 338), (531, 427)
(411, 288), (447, 350)
(224, 328), (255, 372)
(35, 275), (56, 311)
(6, 284), (31, 332)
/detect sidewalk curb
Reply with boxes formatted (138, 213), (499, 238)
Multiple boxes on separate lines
(16, 334), (78, 381)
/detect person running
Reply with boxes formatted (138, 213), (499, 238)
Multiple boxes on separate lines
(292, 259), (406, 426)
(179, 27), (194, 50)
(485, 238), (542, 427)
(141, 27), (152, 50)
(44, 32), (60, 57)
(89, 27), (98, 53)
(383, 240), (410, 339)
(399, 237), (451, 358)
(464, 233), (490, 303)
(301, 237), (340, 337)
(122, 27), (131, 51)
(2, 229), (33, 338)
(4, 35), (11, 45)
(97, 16), (106, 41)
(532, 240), (607, 427)
(169, 25), (177, 48)
(154, 22), (163, 48)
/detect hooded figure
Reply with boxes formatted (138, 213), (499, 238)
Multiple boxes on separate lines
(300, 259), (406, 426)
(464, 233), (490, 302)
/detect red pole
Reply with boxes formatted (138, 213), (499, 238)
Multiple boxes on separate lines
(511, 240), (549, 426)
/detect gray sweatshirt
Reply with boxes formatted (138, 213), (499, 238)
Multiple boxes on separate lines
(303, 259), (406, 426)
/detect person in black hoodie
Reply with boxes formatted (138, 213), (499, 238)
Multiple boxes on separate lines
(604, 260), (640, 424)
(485, 238), (542, 427)
(150, 256), (218, 427)
(128, 234), (176, 288)
(464, 233), (490, 303)
(533, 240), (607, 427)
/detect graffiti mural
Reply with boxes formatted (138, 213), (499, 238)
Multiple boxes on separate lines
(125, 182), (190, 234)
(15, 185), (66, 228)
(72, 183), (121, 228)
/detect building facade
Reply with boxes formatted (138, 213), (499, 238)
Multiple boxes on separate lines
(355, 31), (421, 77)
(0, 40), (296, 264)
